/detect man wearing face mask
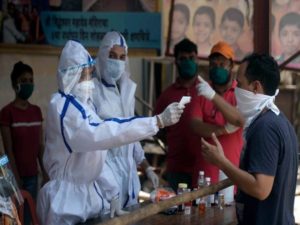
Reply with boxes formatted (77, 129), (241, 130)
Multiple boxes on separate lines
(94, 31), (176, 215)
(200, 53), (298, 225)
(37, 40), (184, 225)
(154, 38), (201, 191)
(190, 41), (244, 194)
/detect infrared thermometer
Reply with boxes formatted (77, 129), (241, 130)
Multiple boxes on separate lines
(179, 96), (191, 107)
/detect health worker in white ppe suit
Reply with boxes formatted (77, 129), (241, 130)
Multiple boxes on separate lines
(36, 40), (184, 225)
(93, 31), (161, 214)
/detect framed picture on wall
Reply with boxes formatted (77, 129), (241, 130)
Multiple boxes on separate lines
(163, 0), (254, 61)
(271, 0), (300, 70)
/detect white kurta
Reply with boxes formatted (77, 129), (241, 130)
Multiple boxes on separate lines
(37, 92), (158, 225)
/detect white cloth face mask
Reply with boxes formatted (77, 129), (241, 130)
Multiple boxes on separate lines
(234, 87), (280, 128)
(72, 80), (95, 103)
(104, 58), (125, 81)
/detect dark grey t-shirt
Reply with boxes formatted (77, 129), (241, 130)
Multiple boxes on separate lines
(236, 111), (298, 225)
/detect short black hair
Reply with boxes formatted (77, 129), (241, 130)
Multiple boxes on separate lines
(10, 61), (33, 89)
(173, 3), (190, 24)
(241, 53), (280, 96)
(221, 7), (244, 29)
(193, 6), (216, 29)
(174, 38), (197, 58)
(279, 12), (300, 33)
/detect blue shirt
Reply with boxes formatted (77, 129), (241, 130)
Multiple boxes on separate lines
(236, 110), (298, 225)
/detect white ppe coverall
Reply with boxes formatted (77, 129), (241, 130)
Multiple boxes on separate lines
(36, 40), (159, 225)
(94, 31), (150, 208)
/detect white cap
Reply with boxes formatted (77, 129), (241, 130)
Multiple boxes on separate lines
(199, 171), (204, 175)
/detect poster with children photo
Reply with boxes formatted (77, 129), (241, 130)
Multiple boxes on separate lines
(163, 0), (254, 61)
(271, 0), (300, 69)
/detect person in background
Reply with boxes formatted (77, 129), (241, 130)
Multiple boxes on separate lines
(192, 6), (215, 57)
(0, 61), (47, 225)
(277, 12), (300, 65)
(169, 3), (190, 54)
(219, 7), (245, 60)
(201, 53), (298, 225)
(2, 2), (26, 43)
(190, 41), (244, 195)
(93, 31), (161, 213)
(37, 40), (184, 225)
(154, 38), (200, 191)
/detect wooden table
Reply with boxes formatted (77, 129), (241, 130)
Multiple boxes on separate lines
(81, 204), (237, 225)
(133, 205), (237, 225)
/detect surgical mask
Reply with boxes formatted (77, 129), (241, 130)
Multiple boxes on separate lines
(177, 59), (197, 79)
(72, 80), (95, 103)
(104, 58), (125, 81)
(234, 87), (280, 128)
(209, 67), (230, 85)
(16, 83), (34, 100)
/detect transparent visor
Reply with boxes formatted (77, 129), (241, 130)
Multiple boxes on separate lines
(59, 59), (95, 94)
(59, 59), (95, 74)
(0, 155), (24, 218)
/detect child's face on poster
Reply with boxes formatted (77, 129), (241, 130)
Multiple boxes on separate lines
(279, 24), (300, 56)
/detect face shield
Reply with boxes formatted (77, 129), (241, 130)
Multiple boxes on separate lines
(96, 31), (130, 84)
(57, 40), (95, 102)
(72, 65), (96, 103)
(0, 154), (24, 218)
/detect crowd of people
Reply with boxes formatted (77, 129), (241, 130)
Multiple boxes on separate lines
(0, 26), (299, 225)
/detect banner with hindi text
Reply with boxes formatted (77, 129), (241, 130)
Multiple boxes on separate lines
(40, 11), (161, 49)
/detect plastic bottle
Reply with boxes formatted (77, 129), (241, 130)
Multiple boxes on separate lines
(219, 170), (234, 205)
(197, 171), (205, 189)
(198, 198), (206, 214)
(196, 171), (205, 205)
(193, 188), (198, 206)
(213, 191), (219, 206)
(205, 177), (214, 208)
(218, 193), (225, 210)
(184, 189), (192, 215)
(177, 183), (187, 212)
(197, 171), (206, 214)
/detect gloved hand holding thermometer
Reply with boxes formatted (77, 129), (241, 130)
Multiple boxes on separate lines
(157, 96), (191, 128)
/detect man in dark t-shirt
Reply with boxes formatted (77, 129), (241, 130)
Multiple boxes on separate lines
(199, 53), (298, 225)
(236, 111), (298, 225)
